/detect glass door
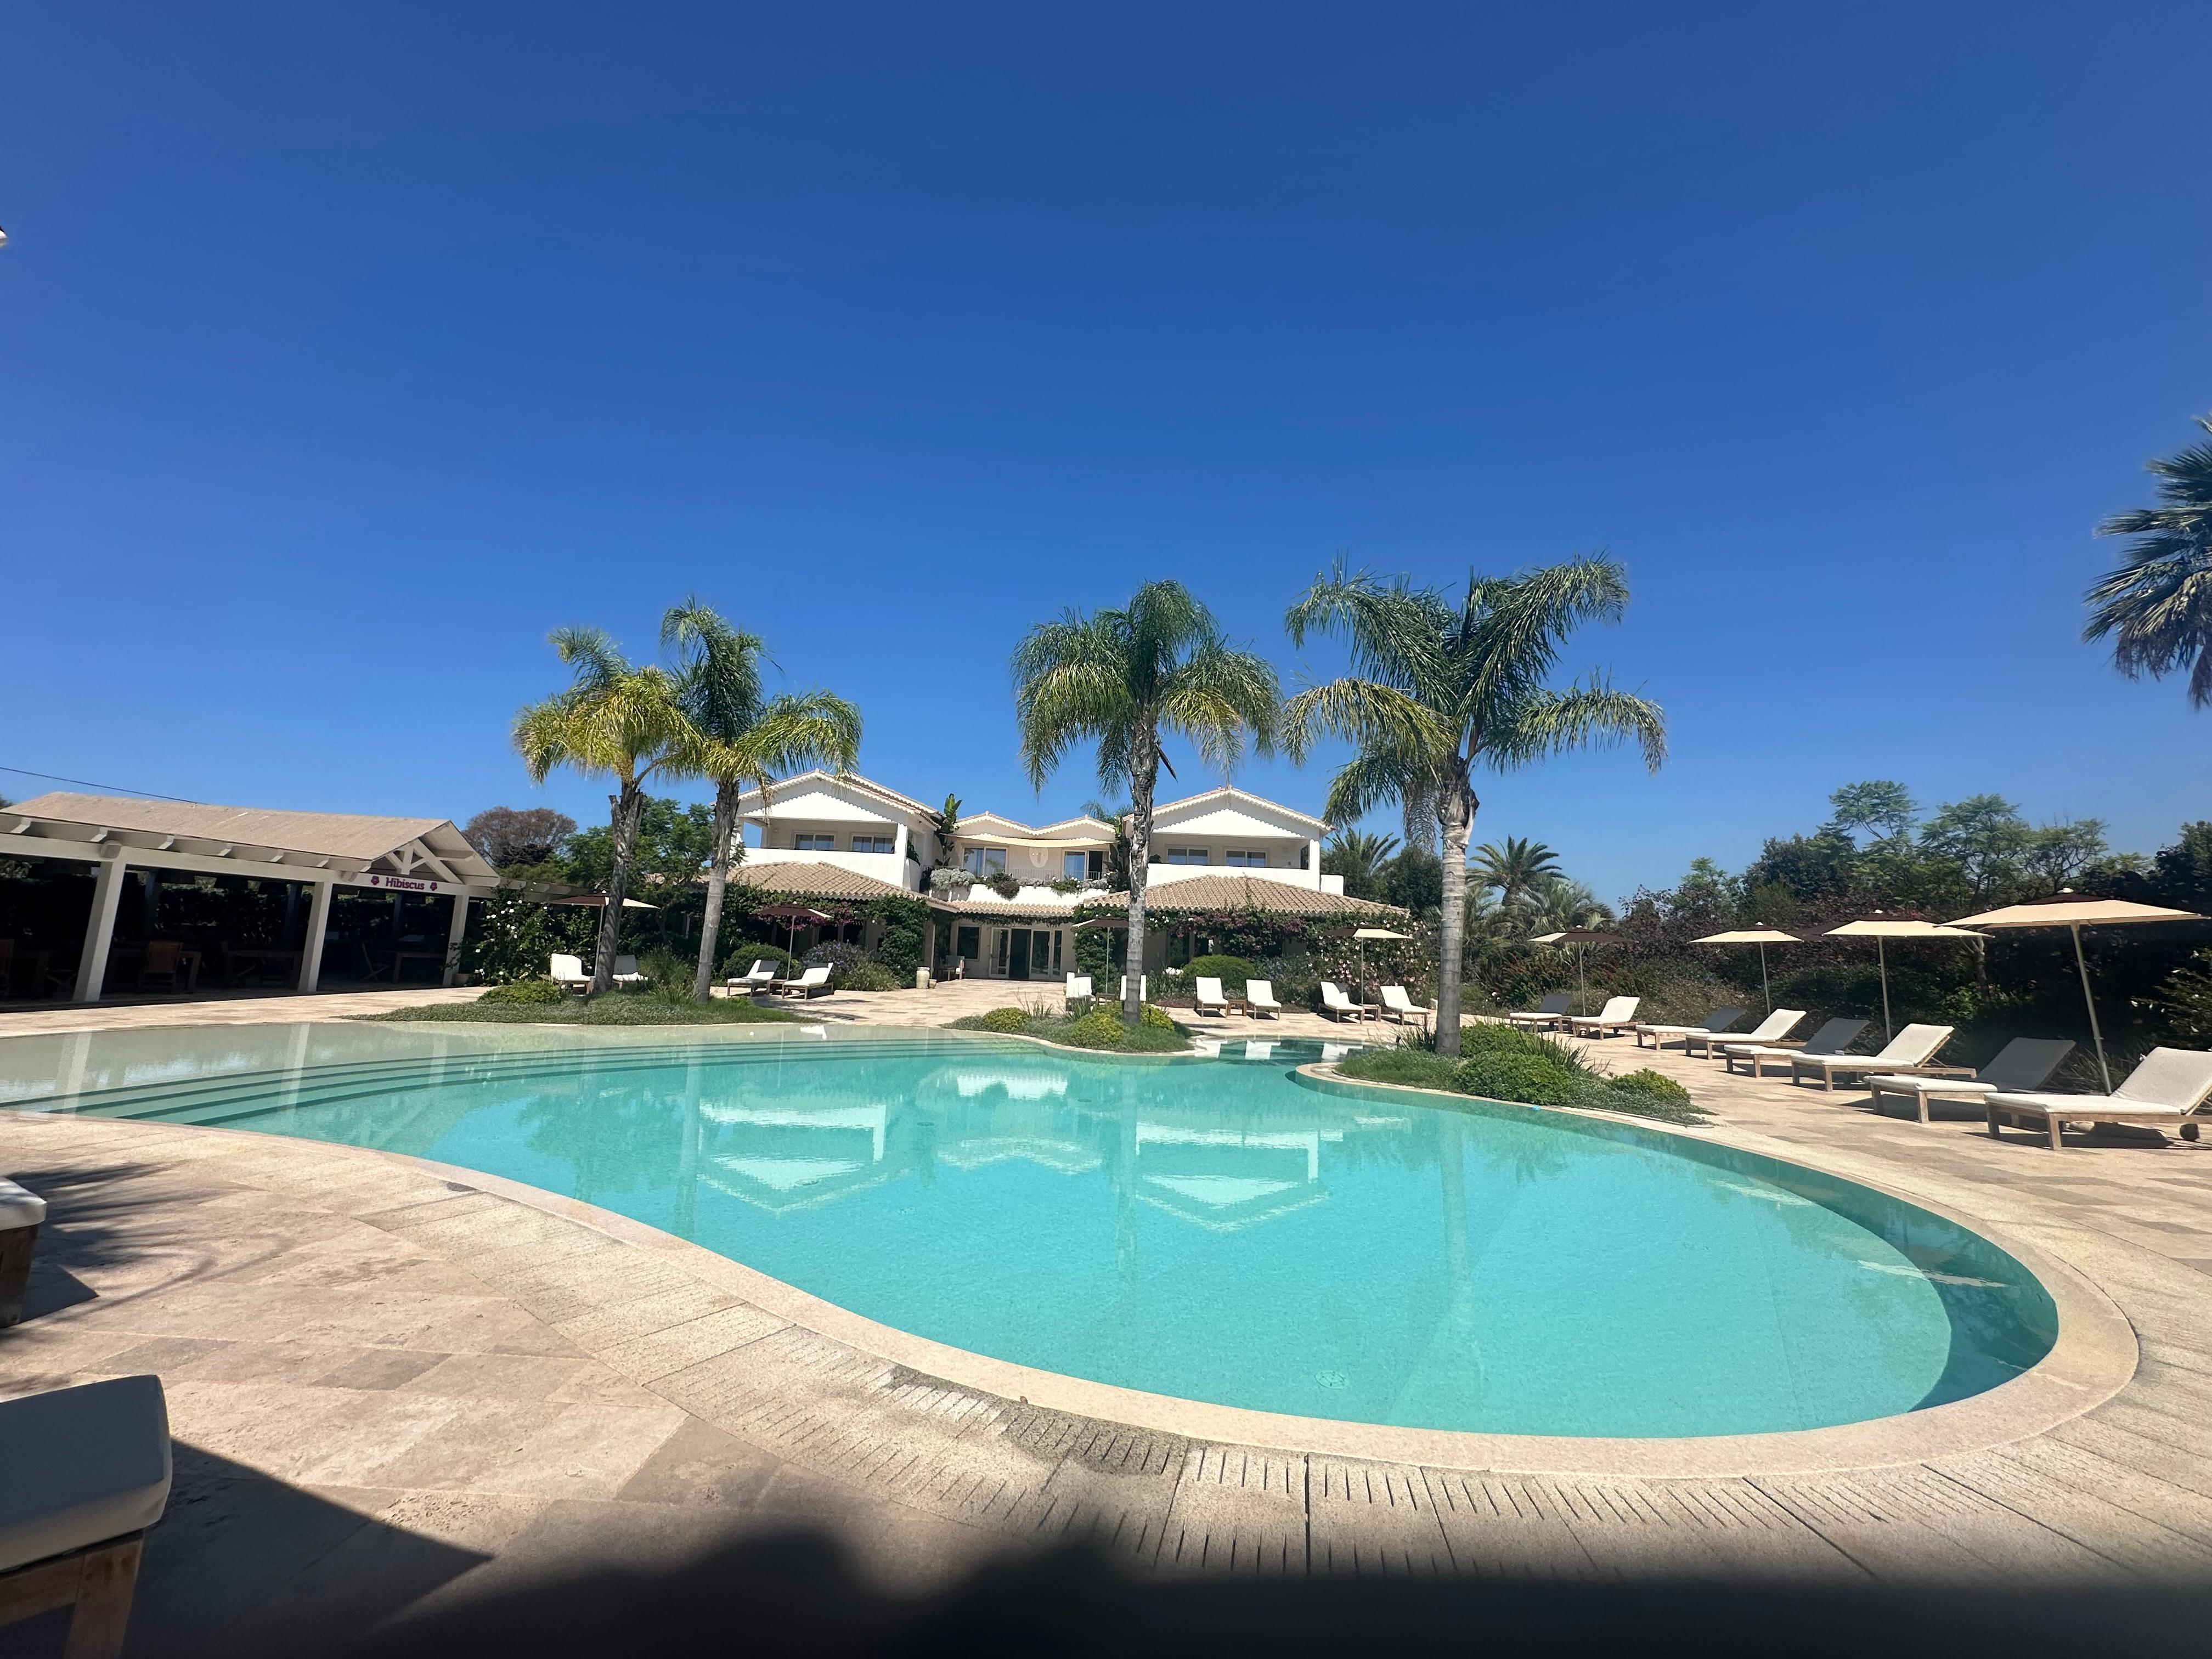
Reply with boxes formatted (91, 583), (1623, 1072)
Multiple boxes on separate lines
(1007, 930), (1032, 980)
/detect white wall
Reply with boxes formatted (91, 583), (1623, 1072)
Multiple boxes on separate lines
(741, 845), (921, 891)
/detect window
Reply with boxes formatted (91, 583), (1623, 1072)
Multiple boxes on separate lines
(955, 926), (980, 962)
(1062, 852), (1088, 880)
(995, 930), (1009, 971)
(851, 834), (894, 855)
(1087, 850), (1105, 879)
(1164, 848), (1209, 865)
(794, 833), (836, 851)
(1224, 850), (1268, 868)
(1051, 931), (1064, 972)
(963, 847), (1007, 875)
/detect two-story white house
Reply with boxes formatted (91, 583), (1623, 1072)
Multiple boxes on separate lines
(722, 771), (1398, 984)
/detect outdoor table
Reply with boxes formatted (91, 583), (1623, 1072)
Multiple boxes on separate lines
(104, 947), (203, 994)
(222, 948), (298, 987)
(385, 950), (448, 985)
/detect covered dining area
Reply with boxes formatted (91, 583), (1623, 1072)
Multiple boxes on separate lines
(0, 793), (500, 1005)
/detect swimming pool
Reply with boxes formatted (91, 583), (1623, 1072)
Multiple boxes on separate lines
(0, 1023), (2058, 1440)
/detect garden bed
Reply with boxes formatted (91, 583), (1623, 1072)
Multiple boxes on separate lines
(1333, 1025), (1707, 1123)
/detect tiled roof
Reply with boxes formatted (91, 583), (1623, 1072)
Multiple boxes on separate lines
(724, 862), (916, 902)
(1092, 875), (1408, 919)
(928, 894), (1087, 920)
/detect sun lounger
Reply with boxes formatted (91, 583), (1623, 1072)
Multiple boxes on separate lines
(772, 965), (834, 998)
(1380, 985), (1431, 1028)
(1064, 974), (1093, 1002)
(1244, 979), (1283, 1019)
(549, 953), (592, 993)
(1321, 981), (1376, 1022)
(1791, 1023), (1956, 1091)
(726, 959), (778, 991)
(1634, 1007), (1744, 1051)
(610, 954), (647, 987)
(1984, 1048), (2212, 1150)
(1566, 996), (1641, 1037)
(1120, 975), (1149, 1003)
(1723, 1018), (1868, 1078)
(1504, 992), (1572, 1030)
(0, 1375), (172, 1659)
(1866, 1038), (2074, 1124)
(1193, 977), (1237, 1016)
(0, 1177), (44, 1328)
(1685, 1008), (1804, 1058)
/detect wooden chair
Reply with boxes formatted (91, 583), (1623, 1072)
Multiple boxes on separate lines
(0, 1376), (173, 1659)
(136, 941), (187, 992)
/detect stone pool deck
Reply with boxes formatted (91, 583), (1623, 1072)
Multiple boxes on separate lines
(4, 1000), (2212, 1650)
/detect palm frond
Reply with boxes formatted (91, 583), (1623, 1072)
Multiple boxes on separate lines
(1159, 642), (1280, 776)
(1488, 679), (1667, 773)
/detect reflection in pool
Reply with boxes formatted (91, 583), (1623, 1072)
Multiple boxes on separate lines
(0, 1024), (2057, 1438)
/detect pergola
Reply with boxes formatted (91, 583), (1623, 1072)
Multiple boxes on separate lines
(2, 793), (500, 1002)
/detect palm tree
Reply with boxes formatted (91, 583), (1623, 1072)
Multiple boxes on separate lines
(1284, 557), (1665, 1055)
(2085, 414), (2212, 708)
(1082, 797), (1135, 891)
(1525, 874), (1613, 935)
(1470, 835), (1562, 922)
(1013, 581), (1280, 1018)
(513, 629), (695, 994)
(661, 600), (862, 1002)
(1322, 830), (1400, 901)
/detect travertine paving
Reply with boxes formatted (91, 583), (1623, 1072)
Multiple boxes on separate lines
(4, 1002), (2212, 1652)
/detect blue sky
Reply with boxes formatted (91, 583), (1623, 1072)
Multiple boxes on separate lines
(4, 3), (2207, 901)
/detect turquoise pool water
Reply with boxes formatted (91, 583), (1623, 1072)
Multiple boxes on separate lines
(0, 1024), (2057, 1438)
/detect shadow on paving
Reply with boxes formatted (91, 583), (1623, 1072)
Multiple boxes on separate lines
(240, 1534), (2212, 1658)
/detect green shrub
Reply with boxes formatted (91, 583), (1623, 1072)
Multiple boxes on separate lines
(1138, 1002), (1176, 1032)
(1609, 1068), (1692, 1105)
(837, 960), (904, 992)
(975, 1006), (1031, 1032)
(986, 872), (1022, 899)
(1182, 955), (1257, 994)
(1063, 1009), (1129, 1048)
(1336, 1047), (1458, 1091)
(478, 977), (565, 1006)
(1458, 1020), (1594, 1073)
(1452, 1052), (1583, 1107)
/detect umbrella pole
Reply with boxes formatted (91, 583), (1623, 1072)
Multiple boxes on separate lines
(1577, 945), (1588, 1017)
(2072, 923), (2113, 1092)
(1758, 943), (1771, 1012)
(1877, 938), (1892, 1042)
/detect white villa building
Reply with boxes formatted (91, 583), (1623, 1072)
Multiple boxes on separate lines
(728, 771), (1386, 983)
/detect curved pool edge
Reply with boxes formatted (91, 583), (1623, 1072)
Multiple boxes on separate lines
(336, 1102), (2137, 1482)
(1287, 1062), (2139, 1474)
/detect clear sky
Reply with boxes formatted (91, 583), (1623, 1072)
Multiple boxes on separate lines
(5, 3), (2207, 902)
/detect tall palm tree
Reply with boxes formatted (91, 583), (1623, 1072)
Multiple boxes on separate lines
(1013, 582), (1280, 1018)
(661, 600), (862, 1002)
(1470, 835), (1562, 922)
(513, 629), (695, 994)
(1322, 830), (1401, 901)
(2085, 414), (2212, 708)
(1284, 557), (1665, 1055)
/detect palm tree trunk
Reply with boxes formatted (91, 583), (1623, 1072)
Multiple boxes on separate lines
(592, 783), (644, 994)
(693, 781), (738, 1003)
(1123, 729), (1158, 1020)
(1435, 785), (1474, 1057)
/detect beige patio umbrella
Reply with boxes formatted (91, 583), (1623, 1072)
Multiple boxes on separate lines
(1529, 928), (1614, 1017)
(1824, 914), (1985, 1043)
(1692, 925), (1803, 1012)
(1350, 926), (1413, 1000)
(1950, 890), (2207, 1092)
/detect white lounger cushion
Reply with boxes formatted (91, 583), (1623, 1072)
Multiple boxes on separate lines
(1985, 1092), (2192, 1116)
(1867, 1074), (1997, 1096)
(0, 1177), (45, 1231)
(1989, 1049), (2212, 1116)
(0, 1375), (172, 1572)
